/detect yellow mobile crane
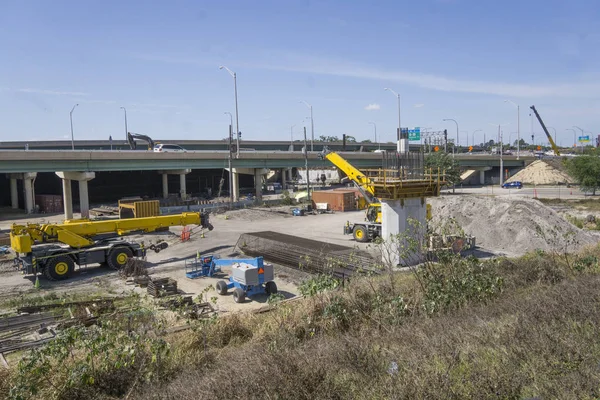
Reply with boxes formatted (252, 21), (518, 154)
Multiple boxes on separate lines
(320, 149), (382, 242)
(530, 105), (561, 156)
(10, 212), (213, 280)
(320, 149), (434, 243)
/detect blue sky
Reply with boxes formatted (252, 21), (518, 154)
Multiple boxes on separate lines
(1, 0), (599, 147)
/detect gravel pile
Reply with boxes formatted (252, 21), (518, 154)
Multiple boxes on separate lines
(506, 159), (573, 185)
(429, 195), (599, 256)
(224, 207), (293, 221)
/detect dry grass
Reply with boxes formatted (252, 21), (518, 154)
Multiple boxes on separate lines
(539, 198), (600, 211)
(128, 249), (600, 400)
(4, 247), (600, 399)
(132, 274), (600, 400)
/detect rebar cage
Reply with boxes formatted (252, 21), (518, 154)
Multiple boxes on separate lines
(361, 151), (447, 200)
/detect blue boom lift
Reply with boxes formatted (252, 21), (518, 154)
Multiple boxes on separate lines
(215, 256), (277, 303)
(185, 254), (278, 303)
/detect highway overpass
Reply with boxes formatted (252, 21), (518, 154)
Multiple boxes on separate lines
(1, 149), (531, 218)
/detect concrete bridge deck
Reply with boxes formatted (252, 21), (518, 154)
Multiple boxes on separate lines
(0, 150), (529, 173)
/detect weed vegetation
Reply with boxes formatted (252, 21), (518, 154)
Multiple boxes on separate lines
(3, 234), (600, 399)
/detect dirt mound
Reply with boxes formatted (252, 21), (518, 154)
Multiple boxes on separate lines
(506, 159), (573, 185)
(429, 195), (598, 257)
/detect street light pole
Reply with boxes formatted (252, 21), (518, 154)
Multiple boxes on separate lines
(566, 128), (576, 150)
(369, 122), (379, 150)
(120, 107), (128, 141)
(472, 129), (482, 148)
(69, 103), (79, 150)
(442, 118), (459, 151)
(574, 126), (585, 153)
(303, 126), (311, 205)
(219, 66), (240, 158)
(300, 101), (314, 152)
(504, 100), (520, 159)
(384, 88), (401, 152)
(499, 125), (504, 187)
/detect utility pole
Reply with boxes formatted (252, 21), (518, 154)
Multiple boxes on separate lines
(303, 126), (311, 206)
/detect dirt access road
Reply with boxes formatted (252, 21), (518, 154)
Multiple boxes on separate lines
(0, 207), (372, 313)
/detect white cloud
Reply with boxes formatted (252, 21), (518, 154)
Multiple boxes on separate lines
(16, 88), (89, 96)
(414, 103), (425, 108)
(133, 51), (600, 99)
(365, 103), (380, 111)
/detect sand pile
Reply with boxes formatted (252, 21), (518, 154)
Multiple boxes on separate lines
(506, 159), (573, 185)
(429, 195), (598, 257)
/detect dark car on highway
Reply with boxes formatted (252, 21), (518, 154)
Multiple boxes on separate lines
(502, 181), (523, 189)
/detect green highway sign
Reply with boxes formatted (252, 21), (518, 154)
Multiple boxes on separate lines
(578, 135), (590, 143)
(408, 127), (421, 141)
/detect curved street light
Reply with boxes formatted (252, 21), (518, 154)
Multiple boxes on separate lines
(574, 126), (585, 152)
(384, 88), (401, 151)
(219, 66), (240, 158)
(472, 129), (482, 148)
(300, 101), (314, 152)
(504, 100), (520, 159)
(368, 122), (379, 150)
(70, 103), (79, 150)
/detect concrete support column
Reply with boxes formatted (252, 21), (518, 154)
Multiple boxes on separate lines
(281, 168), (287, 189)
(287, 168), (293, 182)
(381, 198), (427, 266)
(10, 178), (18, 209)
(162, 173), (168, 199)
(180, 173), (187, 200)
(480, 170), (486, 185)
(399, 138), (409, 154)
(56, 171), (95, 220)
(79, 180), (90, 218)
(254, 169), (263, 202)
(232, 172), (240, 202)
(62, 178), (73, 219)
(158, 169), (190, 200)
(23, 177), (34, 214)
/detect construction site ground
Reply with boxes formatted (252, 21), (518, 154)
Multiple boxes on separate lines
(2, 188), (600, 314)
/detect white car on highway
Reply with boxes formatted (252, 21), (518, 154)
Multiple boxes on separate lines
(153, 144), (186, 153)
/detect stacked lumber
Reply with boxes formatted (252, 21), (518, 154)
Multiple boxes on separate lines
(147, 277), (178, 297)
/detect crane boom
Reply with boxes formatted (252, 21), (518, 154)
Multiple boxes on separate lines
(10, 212), (211, 253)
(530, 105), (561, 156)
(10, 212), (213, 280)
(320, 148), (378, 204)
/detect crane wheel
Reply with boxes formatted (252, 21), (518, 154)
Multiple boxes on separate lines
(265, 281), (278, 295)
(232, 288), (246, 303)
(107, 246), (133, 270)
(44, 255), (75, 281)
(353, 226), (369, 243)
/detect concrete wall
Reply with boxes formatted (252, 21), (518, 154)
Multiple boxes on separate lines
(296, 168), (341, 184)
